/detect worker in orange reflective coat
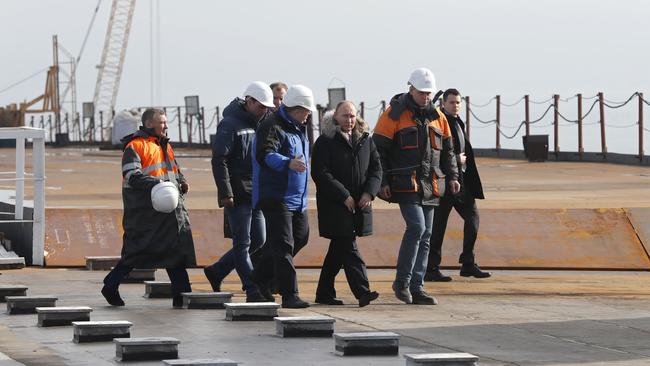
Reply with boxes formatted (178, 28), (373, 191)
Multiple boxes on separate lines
(101, 108), (196, 308)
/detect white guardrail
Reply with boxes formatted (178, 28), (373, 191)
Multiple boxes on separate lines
(0, 127), (45, 266)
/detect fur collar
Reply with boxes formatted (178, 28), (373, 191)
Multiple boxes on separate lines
(320, 110), (369, 141)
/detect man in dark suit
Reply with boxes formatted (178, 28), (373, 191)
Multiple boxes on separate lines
(425, 89), (490, 282)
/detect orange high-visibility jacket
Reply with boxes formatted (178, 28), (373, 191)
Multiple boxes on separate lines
(372, 93), (458, 205)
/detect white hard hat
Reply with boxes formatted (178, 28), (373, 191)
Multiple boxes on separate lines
(151, 181), (179, 213)
(283, 85), (316, 111)
(243, 81), (275, 108)
(408, 67), (436, 93)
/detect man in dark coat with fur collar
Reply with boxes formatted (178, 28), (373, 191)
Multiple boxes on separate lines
(311, 101), (380, 307)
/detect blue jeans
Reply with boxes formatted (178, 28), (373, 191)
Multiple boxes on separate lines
(206, 204), (265, 294)
(396, 203), (434, 293)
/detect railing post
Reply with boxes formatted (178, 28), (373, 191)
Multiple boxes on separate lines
(48, 115), (53, 142)
(177, 106), (183, 143)
(598, 92), (607, 156)
(75, 112), (80, 142)
(465, 96), (471, 140)
(32, 132), (46, 266)
(15, 137), (25, 220)
(359, 102), (365, 119)
(216, 106), (221, 126)
(99, 111), (104, 142)
(525, 95), (530, 137)
(553, 94), (560, 156)
(187, 113), (193, 145)
(200, 106), (206, 144)
(637, 93), (645, 162)
(380, 100), (386, 114)
(577, 94), (583, 160)
(495, 95), (501, 151)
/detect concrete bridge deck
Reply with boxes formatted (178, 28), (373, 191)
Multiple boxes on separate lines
(1, 268), (650, 365)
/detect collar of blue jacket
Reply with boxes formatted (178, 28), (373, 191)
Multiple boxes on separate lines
(278, 104), (303, 130)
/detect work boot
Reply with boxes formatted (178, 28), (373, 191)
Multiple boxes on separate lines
(282, 295), (310, 309)
(424, 269), (452, 282)
(392, 282), (412, 304)
(460, 263), (491, 278)
(358, 291), (379, 308)
(203, 266), (222, 292)
(411, 290), (438, 305)
(101, 286), (125, 307)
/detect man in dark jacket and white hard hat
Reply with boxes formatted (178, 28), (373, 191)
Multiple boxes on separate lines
(204, 81), (275, 302)
(101, 108), (196, 308)
(312, 101), (381, 307)
(251, 84), (314, 308)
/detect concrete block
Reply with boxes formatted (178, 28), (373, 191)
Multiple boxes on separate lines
(224, 302), (279, 321)
(72, 320), (133, 343)
(144, 281), (172, 298)
(36, 306), (92, 327)
(181, 292), (232, 309)
(0, 257), (25, 270)
(6, 295), (57, 314)
(114, 337), (180, 362)
(333, 332), (400, 356)
(0, 285), (27, 302)
(122, 269), (156, 283)
(275, 316), (335, 337)
(404, 353), (479, 365)
(163, 359), (238, 365)
(85, 256), (121, 270)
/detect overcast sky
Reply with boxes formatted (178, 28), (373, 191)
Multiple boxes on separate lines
(1, 0), (648, 152)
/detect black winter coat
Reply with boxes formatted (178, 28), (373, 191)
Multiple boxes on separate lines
(443, 111), (485, 201)
(311, 114), (382, 238)
(211, 98), (262, 206)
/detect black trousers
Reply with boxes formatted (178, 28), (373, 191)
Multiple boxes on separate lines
(254, 205), (309, 297)
(428, 197), (480, 271)
(316, 237), (371, 300)
(103, 260), (191, 297)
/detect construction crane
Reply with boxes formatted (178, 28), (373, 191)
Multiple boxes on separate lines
(0, 36), (61, 128)
(92, 0), (136, 138)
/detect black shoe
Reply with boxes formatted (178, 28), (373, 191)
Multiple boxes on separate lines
(392, 282), (412, 304)
(203, 266), (222, 292)
(101, 286), (125, 306)
(359, 291), (379, 308)
(246, 291), (267, 303)
(460, 263), (492, 278)
(315, 297), (344, 305)
(256, 282), (275, 302)
(250, 271), (275, 302)
(411, 290), (438, 305)
(282, 295), (310, 309)
(172, 295), (184, 309)
(424, 269), (452, 282)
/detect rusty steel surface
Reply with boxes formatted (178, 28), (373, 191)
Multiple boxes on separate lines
(626, 208), (650, 258)
(44, 208), (650, 269)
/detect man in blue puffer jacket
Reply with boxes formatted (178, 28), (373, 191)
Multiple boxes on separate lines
(251, 85), (315, 308)
(204, 81), (275, 302)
